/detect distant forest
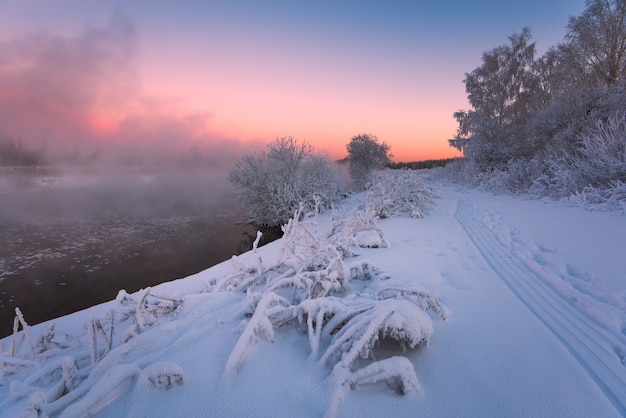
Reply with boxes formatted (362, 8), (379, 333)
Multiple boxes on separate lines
(387, 158), (455, 170)
(0, 139), (46, 167)
(336, 156), (455, 170)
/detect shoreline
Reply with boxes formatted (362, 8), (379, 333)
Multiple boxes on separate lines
(0, 212), (261, 338)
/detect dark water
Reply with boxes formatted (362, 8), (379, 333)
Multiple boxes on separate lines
(0, 169), (278, 338)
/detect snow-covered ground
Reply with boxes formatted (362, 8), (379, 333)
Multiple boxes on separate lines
(1, 174), (625, 417)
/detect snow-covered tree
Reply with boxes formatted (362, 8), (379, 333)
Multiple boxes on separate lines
(229, 137), (344, 227)
(566, 0), (626, 86)
(346, 134), (391, 191)
(450, 28), (540, 170)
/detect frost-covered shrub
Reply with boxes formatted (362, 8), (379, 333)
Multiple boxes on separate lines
(296, 284), (448, 417)
(433, 157), (483, 187)
(502, 157), (547, 195)
(536, 157), (587, 198)
(34, 324), (76, 355)
(328, 209), (389, 257)
(317, 299), (434, 367)
(216, 203), (448, 415)
(346, 133), (391, 191)
(137, 361), (186, 390)
(568, 113), (626, 187)
(223, 292), (292, 383)
(467, 157), (547, 195)
(211, 212), (357, 305)
(530, 113), (626, 209)
(436, 154), (549, 196)
(327, 356), (421, 417)
(529, 85), (626, 158)
(439, 112), (626, 212)
(115, 288), (182, 344)
(365, 170), (435, 218)
(1, 285), (194, 418)
(59, 364), (141, 417)
(229, 137), (345, 227)
(564, 180), (626, 212)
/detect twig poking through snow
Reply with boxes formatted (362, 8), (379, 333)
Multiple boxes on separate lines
(252, 230), (263, 253)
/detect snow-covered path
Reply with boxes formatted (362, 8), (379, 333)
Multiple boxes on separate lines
(1, 178), (625, 417)
(455, 198), (626, 415)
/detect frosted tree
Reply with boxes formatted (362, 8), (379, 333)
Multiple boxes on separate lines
(229, 137), (344, 227)
(346, 134), (391, 191)
(566, 0), (626, 86)
(450, 28), (540, 170)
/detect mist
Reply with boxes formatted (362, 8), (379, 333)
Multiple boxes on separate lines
(0, 13), (262, 166)
(0, 15), (270, 337)
(0, 163), (269, 337)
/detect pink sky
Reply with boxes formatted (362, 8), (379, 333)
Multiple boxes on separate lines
(0, 0), (586, 163)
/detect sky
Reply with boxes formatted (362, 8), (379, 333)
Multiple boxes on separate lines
(0, 0), (587, 163)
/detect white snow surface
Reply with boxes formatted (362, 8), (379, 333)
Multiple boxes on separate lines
(1, 177), (625, 417)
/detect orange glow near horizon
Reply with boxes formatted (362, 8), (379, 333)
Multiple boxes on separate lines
(210, 102), (463, 162)
(106, 32), (466, 163)
(89, 114), (118, 136)
(140, 59), (467, 163)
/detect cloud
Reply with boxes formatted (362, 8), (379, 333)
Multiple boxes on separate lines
(0, 14), (253, 167)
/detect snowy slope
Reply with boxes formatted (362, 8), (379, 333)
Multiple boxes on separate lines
(1, 176), (625, 417)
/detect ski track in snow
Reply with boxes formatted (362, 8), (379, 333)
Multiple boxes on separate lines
(455, 199), (626, 415)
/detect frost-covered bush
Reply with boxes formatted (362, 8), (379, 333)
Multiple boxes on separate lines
(530, 113), (626, 208)
(433, 157), (483, 188)
(116, 288), (183, 344)
(1, 286), (187, 418)
(526, 84), (626, 158)
(501, 157), (547, 195)
(365, 170), (435, 218)
(215, 204), (448, 415)
(435, 154), (550, 196)
(137, 361), (186, 390)
(464, 157), (548, 195)
(346, 133), (391, 191)
(565, 181), (626, 212)
(328, 209), (389, 258)
(229, 137), (345, 227)
(439, 112), (626, 212)
(567, 113), (626, 187)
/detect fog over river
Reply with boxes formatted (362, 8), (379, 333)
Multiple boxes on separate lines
(0, 167), (269, 338)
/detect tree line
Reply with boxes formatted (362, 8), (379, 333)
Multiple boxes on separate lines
(388, 159), (455, 170)
(0, 139), (46, 167)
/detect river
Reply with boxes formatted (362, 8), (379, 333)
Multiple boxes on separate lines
(0, 167), (271, 338)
